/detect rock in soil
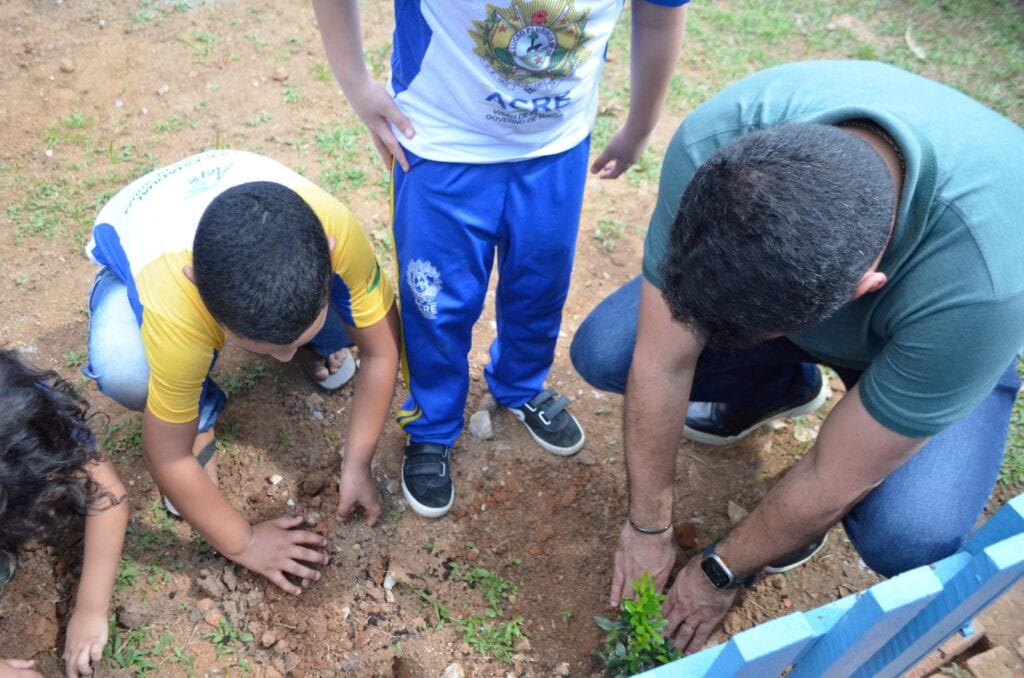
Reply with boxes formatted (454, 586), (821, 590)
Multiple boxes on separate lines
(965, 645), (1022, 677)
(196, 569), (227, 598)
(442, 662), (465, 678)
(468, 410), (494, 439)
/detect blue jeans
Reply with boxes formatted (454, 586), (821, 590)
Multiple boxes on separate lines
(570, 276), (1020, 577)
(85, 267), (352, 432)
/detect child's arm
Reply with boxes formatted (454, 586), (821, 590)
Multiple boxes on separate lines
(312, 0), (414, 170)
(0, 659), (43, 677)
(590, 2), (688, 179)
(335, 304), (401, 526)
(141, 413), (328, 596)
(63, 456), (128, 678)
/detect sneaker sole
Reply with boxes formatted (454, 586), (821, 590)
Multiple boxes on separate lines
(509, 408), (586, 457)
(762, 533), (828, 574)
(682, 376), (829, 447)
(401, 475), (454, 519)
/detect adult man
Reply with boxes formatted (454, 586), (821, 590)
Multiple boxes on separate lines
(570, 61), (1024, 652)
(85, 150), (400, 595)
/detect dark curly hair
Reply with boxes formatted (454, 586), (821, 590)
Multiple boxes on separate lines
(0, 349), (114, 555)
(661, 123), (895, 349)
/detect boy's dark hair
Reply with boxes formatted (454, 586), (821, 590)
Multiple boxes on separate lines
(193, 181), (332, 345)
(660, 123), (895, 349)
(0, 350), (111, 555)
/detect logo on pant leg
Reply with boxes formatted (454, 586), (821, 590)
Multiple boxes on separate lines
(406, 259), (442, 320)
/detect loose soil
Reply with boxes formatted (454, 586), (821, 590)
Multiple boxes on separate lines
(1, 1), (1021, 676)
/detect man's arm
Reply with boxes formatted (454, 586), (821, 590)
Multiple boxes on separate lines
(312, 0), (414, 170)
(63, 457), (128, 678)
(591, 2), (688, 179)
(662, 383), (926, 653)
(611, 278), (703, 606)
(334, 304), (401, 526)
(142, 413), (328, 596)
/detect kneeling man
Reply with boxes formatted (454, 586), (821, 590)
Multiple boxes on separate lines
(571, 60), (1024, 652)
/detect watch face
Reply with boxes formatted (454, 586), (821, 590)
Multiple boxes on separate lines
(700, 556), (732, 589)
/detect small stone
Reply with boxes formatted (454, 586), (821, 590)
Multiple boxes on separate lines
(196, 570), (228, 598)
(261, 630), (277, 648)
(196, 598), (214, 611)
(306, 392), (324, 407)
(265, 669), (283, 678)
(59, 57), (74, 73)
(383, 571), (397, 591)
(553, 662), (571, 676)
(480, 393), (497, 412)
(514, 636), (531, 652)
(44, 148), (54, 158)
(222, 565), (239, 592)
(442, 662), (465, 678)
(468, 410), (494, 440)
(204, 608), (225, 627)
(727, 500), (749, 525)
(271, 66), (289, 81)
(674, 522), (700, 550)
(575, 450), (598, 466)
(156, 83), (169, 96)
(269, 474), (284, 486)
(384, 479), (400, 495)
(286, 498), (297, 508)
(273, 639), (290, 654)
(306, 512), (322, 527)
(339, 654), (360, 672)
(116, 601), (149, 629)
(965, 645), (1021, 677)
(782, 598), (793, 609)
(300, 470), (331, 496)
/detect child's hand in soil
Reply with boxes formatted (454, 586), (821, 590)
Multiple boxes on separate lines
(233, 516), (329, 596)
(336, 462), (382, 527)
(63, 608), (108, 677)
(0, 659), (43, 678)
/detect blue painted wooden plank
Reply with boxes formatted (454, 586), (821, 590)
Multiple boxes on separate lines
(708, 612), (816, 677)
(961, 493), (1024, 554)
(855, 533), (1024, 678)
(800, 594), (857, 636)
(789, 566), (942, 678)
(637, 644), (726, 677)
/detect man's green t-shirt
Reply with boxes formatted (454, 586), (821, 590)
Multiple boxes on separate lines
(643, 61), (1024, 438)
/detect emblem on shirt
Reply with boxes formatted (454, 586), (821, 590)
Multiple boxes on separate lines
(406, 259), (442, 320)
(470, 0), (593, 93)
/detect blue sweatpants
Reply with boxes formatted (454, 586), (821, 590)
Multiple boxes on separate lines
(393, 139), (590, 445)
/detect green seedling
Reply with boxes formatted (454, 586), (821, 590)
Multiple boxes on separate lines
(595, 572), (682, 677)
(202, 618), (254, 658)
(594, 219), (626, 251)
(64, 350), (88, 368)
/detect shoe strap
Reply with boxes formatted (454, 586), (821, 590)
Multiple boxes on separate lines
(404, 443), (450, 478)
(526, 389), (569, 421)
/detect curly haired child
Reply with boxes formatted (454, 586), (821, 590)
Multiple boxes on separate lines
(0, 349), (129, 678)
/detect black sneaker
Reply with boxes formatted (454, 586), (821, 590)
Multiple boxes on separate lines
(762, 535), (828, 574)
(402, 442), (454, 518)
(508, 389), (585, 456)
(683, 369), (828, 446)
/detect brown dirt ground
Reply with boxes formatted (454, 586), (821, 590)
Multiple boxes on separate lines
(1, 0), (1021, 676)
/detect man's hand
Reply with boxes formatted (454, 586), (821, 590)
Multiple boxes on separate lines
(62, 609), (108, 677)
(0, 659), (42, 678)
(343, 74), (414, 171)
(663, 555), (738, 654)
(336, 462), (382, 526)
(610, 521), (677, 608)
(590, 124), (650, 179)
(230, 516), (329, 596)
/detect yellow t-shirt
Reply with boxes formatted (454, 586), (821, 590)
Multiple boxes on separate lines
(87, 150), (394, 424)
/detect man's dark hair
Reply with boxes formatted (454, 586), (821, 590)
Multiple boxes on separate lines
(193, 181), (331, 344)
(0, 349), (116, 557)
(661, 123), (895, 349)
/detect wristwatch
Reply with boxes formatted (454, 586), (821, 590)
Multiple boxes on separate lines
(700, 543), (756, 590)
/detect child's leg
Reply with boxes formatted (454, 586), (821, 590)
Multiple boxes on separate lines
(84, 267), (149, 411)
(485, 139), (590, 406)
(392, 153), (508, 445)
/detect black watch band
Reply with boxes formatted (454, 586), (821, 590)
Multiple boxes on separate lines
(700, 543), (756, 590)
